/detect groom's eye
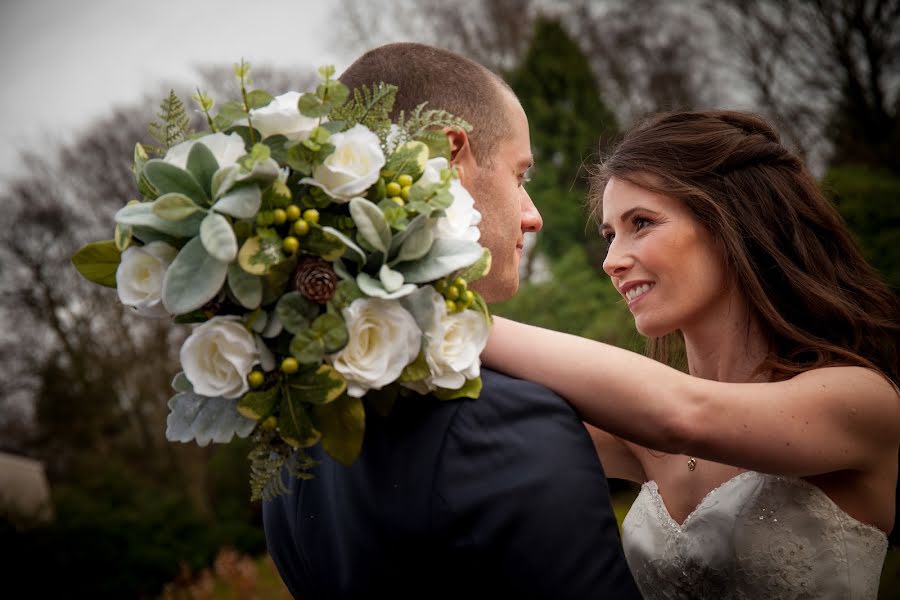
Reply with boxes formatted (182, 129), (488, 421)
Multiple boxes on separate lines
(518, 166), (533, 186)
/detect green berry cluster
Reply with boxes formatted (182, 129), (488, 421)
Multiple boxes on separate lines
(435, 276), (475, 313)
(386, 173), (413, 207)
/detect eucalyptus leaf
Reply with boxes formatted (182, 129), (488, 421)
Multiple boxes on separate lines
(227, 263), (262, 309)
(247, 89), (274, 110)
(289, 330), (325, 364)
(142, 159), (209, 205)
(255, 334), (276, 370)
(165, 391), (256, 446)
(213, 183), (261, 219)
(312, 313), (348, 353)
(314, 394), (365, 466)
(357, 272), (417, 299)
(162, 236), (228, 314)
(212, 165), (239, 199)
(115, 202), (204, 238)
(153, 193), (202, 221)
(185, 141), (219, 198)
(71, 240), (120, 288)
(395, 239), (482, 283)
(131, 226), (180, 247)
(276, 291), (319, 334)
(349, 197), (391, 253)
(171, 372), (193, 392)
(200, 212), (238, 262)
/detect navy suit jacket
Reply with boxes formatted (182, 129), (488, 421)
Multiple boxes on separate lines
(263, 368), (641, 599)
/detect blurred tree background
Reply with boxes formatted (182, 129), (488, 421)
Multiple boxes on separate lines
(1, 0), (897, 597)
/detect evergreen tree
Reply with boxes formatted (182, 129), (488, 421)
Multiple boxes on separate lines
(507, 17), (619, 263)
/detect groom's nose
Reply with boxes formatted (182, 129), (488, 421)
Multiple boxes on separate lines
(520, 191), (542, 233)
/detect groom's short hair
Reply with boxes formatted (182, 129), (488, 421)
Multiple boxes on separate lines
(339, 43), (514, 165)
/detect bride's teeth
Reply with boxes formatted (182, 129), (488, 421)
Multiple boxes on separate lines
(626, 283), (653, 301)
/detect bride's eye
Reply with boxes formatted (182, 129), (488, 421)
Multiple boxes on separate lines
(633, 216), (654, 231)
(602, 231), (615, 244)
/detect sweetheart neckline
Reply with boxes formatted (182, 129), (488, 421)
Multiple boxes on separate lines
(642, 470), (889, 539)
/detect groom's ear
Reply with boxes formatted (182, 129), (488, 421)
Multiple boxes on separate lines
(446, 127), (478, 185)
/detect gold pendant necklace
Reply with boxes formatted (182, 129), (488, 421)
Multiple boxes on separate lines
(687, 457), (697, 471)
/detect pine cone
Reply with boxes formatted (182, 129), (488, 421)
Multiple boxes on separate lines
(292, 256), (337, 304)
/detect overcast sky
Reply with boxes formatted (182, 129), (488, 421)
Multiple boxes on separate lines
(0, 0), (352, 185)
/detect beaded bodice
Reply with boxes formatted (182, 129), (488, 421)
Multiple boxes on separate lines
(622, 471), (888, 599)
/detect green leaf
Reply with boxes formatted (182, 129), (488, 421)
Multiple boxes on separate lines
(227, 262), (262, 309)
(433, 376), (483, 401)
(213, 183), (261, 219)
(321, 226), (365, 263)
(349, 197), (391, 253)
(285, 364), (347, 405)
(114, 223), (133, 252)
(153, 193), (203, 221)
(238, 230), (283, 275)
(399, 351), (430, 383)
(237, 385), (280, 421)
(278, 392), (321, 449)
(417, 130), (452, 161)
(185, 142), (218, 199)
(314, 394), (364, 466)
(215, 100), (247, 129)
(262, 255), (296, 304)
(395, 239), (483, 283)
(302, 225), (347, 261)
(131, 226), (180, 247)
(212, 165), (239, 199)
(289, 330), (325, 364)
(115, 201), (204, 238)
(166, 391), (257, 446)
(247, 89), (274, 109)
(470, 290), (492, 326)
(72, 240), (120, 288)
(312, 313), (348, 353)
(162, 236), (228, 314)
(276, 291), (319, 334)
(171, 372), (193, 392)
(457, 248), (492, 283)
(330, 279), (365, 311)
(392, 218), (434, 264)
(298, 93), (330, 118)
(142, 159), (209, 205)
(357, 272), (417, 299)
(379, 263), (405, 292)
(200, 212), (238, 262)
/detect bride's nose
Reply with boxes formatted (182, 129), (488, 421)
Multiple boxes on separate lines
(602, 239), (634, 278)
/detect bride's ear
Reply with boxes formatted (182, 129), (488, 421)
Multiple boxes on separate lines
(445, 127), (476, 184)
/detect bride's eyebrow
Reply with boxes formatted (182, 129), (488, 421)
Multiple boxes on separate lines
(599, 206), (658, 231)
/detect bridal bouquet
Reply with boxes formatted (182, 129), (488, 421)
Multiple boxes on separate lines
(72, 62), (492, 500)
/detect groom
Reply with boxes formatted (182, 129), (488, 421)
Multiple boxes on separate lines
(263, 43), (640, 599)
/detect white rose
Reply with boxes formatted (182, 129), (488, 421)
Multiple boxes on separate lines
(180, 316), (259, 399)
(249, 92), (319, 141)
(419, 158), (481, 241)
(330, 298), (421, 397)
(302, 124), (385, 202)
(417, 289), (489, 390)
(163, 132), (247, 170)
(116, 241), (178, 318)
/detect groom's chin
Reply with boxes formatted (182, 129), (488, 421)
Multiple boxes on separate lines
(471, 276), (518, 305)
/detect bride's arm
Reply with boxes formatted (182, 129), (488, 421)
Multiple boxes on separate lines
(483, 317), (900, 478)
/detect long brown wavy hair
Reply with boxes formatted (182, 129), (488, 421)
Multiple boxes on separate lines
(591, 110), (900, 542)
(590, 110), (899, 387)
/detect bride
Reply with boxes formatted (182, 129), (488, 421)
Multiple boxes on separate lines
(482, 110), (899, 598)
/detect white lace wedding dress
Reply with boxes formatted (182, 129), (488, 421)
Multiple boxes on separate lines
(622, 471), (888, 599)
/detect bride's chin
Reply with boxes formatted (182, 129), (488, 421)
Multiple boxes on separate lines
(634, 318), (676, 339)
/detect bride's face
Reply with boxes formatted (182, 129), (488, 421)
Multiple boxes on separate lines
(599, 177), (730, 337)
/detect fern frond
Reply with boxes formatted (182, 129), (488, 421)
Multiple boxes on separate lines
(147, 90), (192, 155)
(331, 82), (398, 134)
(248, 430), (318, 502)
(403, 103), (471, 140)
